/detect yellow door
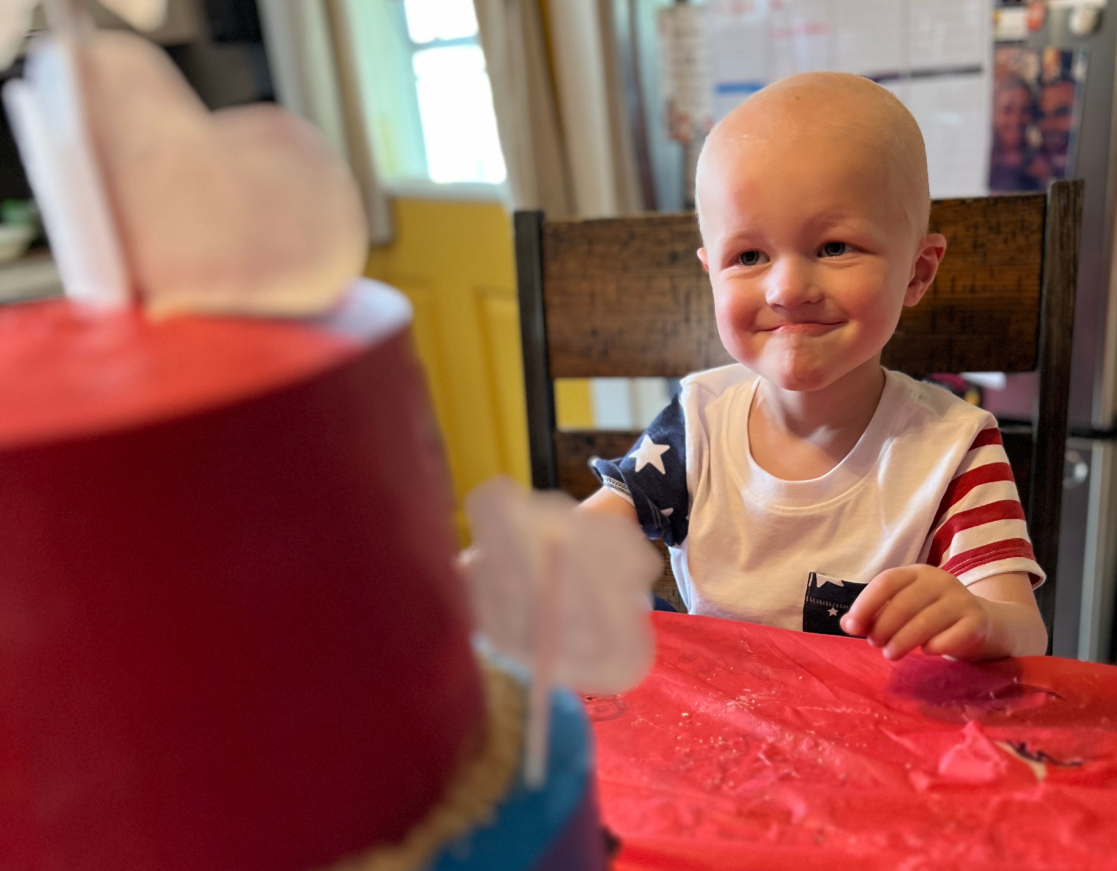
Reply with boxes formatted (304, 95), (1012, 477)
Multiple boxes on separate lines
(364, 198), (526, 543)
(365, 198), (593, 542)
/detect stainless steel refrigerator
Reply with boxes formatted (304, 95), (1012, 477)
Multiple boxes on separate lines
(1034, 4), (1117, 662)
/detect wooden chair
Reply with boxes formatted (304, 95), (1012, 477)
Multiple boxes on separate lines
(515, 180), (1083, 641)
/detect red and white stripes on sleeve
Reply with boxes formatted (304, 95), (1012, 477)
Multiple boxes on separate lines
(925, 427), (1045, 588)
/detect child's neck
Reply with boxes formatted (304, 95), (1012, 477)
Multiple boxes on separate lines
(748, 359), (886, 482)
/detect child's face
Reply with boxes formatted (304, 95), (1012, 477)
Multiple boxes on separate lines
(698, 135), (934, 394)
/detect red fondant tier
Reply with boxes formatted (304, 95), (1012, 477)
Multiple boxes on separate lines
(0, 281), (484, 871)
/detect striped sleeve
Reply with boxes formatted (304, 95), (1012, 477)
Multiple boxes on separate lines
(923, 426), (1045, 588)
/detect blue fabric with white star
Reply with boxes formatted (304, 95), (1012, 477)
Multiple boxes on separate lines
(591, 394), (689, 547)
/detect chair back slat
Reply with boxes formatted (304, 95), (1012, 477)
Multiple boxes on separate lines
(542, 194), (1046, 379)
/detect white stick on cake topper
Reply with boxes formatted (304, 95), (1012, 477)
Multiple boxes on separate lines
(464, 477), (662, 789)
(1, 0), (367, 318)
(523, 534), (562, 788)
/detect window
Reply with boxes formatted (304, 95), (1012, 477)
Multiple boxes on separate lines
(345, 0), (506, 190)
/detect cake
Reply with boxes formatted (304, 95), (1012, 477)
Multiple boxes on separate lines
(0, 280), (608, 870)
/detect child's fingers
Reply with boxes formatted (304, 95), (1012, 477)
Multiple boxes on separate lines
(863, 582), (944, 648)
(880, 601), (965, 660)
(842, 567), (919, 636)
(921, 615), (986, 659)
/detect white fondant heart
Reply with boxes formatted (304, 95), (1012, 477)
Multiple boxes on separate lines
(83, 30), (367, 317)
(98, 0), (166, 31)
(465, 477), (660, 695)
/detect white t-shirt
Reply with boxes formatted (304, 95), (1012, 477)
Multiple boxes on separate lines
(592, 366), (1043, 634)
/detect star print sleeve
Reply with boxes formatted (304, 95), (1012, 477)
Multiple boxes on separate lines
(922, 425), (1045, 588)
(590, 393), (689, 546)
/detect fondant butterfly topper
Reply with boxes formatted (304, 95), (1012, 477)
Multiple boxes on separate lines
(1, 0), (368, 316)
(464, 477), (661, 787)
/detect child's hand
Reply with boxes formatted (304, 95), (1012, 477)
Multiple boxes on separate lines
(840, 565), (991, 661)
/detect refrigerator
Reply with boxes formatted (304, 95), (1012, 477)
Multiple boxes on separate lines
(1001, 5), (1117, 662)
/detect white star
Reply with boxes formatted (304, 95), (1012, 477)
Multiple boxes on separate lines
(828, 607), (838, 617)
(629, 435), (670, 474)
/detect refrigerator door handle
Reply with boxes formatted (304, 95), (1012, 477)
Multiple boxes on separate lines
(1066, 448), (1090, 488)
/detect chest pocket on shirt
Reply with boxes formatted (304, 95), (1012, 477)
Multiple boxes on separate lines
(803, 572), (866, 636)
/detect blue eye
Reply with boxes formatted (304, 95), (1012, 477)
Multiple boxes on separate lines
(820, 241), (849, 257)
(737, 250), (764, 266)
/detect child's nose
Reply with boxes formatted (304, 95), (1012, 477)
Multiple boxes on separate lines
(764, 257), (821, 309)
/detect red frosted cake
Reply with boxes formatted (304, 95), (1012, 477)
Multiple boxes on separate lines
(0, 280), (608, 871)
(0, 281), (483, 868)
(0, 10), (609, 866)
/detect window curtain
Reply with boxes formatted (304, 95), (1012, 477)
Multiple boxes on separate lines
(474, 0), (642, 219)
(542, 0), (643, 217)
(472, 0), (573, 217)
(256, 0), (393, 245)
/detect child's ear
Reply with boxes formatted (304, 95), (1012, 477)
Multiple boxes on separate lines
(697, 248), (710, 273)
(904, 233), (947, 307)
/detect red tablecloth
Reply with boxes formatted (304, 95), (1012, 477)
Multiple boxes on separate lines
(588, 612), (1117, 871)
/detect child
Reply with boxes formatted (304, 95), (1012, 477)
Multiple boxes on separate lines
(584, 72), (1048, 661)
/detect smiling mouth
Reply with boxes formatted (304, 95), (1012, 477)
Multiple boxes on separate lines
(760, 322), (843, 335)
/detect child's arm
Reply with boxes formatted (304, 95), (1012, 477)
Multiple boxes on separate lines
(459, 486), (639, 576)
(579, 486), (640, 524)
(841, 567), (1047, 661)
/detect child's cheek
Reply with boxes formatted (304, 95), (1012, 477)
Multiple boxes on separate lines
(861, 288), (907, 350)
(712, 287), (760, 364)
(840, 271), (904, 350)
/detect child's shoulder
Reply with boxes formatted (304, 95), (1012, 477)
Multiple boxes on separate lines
(885, 369), (997, 435)
(679, 363), (757, 399)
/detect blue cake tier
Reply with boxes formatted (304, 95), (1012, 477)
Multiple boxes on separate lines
(430, 686), (607, 871)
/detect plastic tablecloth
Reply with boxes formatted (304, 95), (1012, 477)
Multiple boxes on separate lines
(587, 612), (1117, 871)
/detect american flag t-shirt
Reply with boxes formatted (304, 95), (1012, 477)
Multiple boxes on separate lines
(584, 366), (1045, 631)
(590, 393), (689, 547)
(923, 426), (1041, 587)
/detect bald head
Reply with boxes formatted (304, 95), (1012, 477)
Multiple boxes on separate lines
(696, 73), (930, 243)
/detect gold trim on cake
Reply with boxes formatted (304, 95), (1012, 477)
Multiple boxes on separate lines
(322, 660), (525, 871)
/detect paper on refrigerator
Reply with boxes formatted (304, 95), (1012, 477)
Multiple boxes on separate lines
(701, 0), (992, 197)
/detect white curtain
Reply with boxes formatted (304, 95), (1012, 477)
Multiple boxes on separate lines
(543, 0), (643, 218)
(474, 0), (642, 219)
(476, 0), (648, 434)
(256, 0), (393, 245)
(473, 0), (574, 217)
